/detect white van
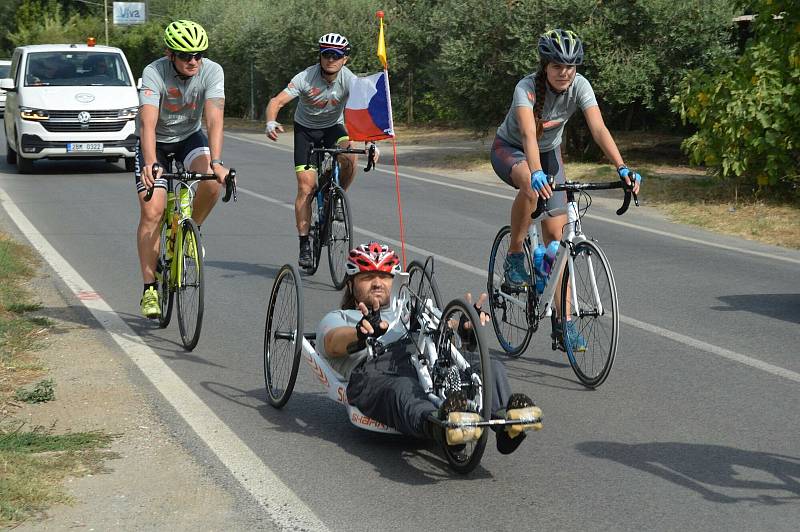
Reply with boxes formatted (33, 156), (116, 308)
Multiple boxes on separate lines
(1, 43), (139, 173)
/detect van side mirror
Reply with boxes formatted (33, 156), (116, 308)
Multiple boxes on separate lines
(0, 78), (15, 91)
(136, 77), (142, 90)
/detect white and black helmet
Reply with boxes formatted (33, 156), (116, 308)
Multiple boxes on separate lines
(319, 33), (351, 56)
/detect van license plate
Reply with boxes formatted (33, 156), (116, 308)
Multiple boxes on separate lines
(67, 143), (104, 152)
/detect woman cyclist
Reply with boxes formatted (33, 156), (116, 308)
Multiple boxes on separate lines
(491, 29), (641, 348)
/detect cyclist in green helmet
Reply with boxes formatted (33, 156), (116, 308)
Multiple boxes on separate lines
(135, 19), (232, 319)
(491, 29), (642, 348)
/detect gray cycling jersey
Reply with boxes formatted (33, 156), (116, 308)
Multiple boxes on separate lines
(316, 305), (408, 381)
(284, 64), (357, 129)
(496, 73), (597, 152)
(137, 56), (225, 143)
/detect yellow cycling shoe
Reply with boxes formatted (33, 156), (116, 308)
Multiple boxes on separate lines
(140, 286), (160, 319)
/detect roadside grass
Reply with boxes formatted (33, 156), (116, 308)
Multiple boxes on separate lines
(0, 233), (116, 527)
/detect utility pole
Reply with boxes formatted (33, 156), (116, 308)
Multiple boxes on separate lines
(104, 0), (109, 45)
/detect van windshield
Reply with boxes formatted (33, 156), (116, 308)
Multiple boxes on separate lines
(0, 65), (9, 79)
(24, 52), (132, 87)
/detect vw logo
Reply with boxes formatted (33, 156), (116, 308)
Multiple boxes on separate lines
(75, 93), (95, 103)
(77, 111), (91, 124)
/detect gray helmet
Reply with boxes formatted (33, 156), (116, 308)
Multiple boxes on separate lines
(538, 29), (584, 65)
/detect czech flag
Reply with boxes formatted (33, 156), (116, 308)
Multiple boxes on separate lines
(344, 71), (394, 142)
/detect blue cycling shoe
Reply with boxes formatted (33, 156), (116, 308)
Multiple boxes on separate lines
(503, 252), (529, 288)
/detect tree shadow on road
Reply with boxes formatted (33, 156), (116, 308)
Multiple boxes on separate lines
(200, 380), (493, 485)
(203, 260), (281, 280)
(577, 441), (800, 504)
(712, 293), (800, 325)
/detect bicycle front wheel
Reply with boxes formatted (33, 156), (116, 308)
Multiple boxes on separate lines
(559, 240), (618, 388)
(326, 185), (352, 290)
(176, 219), (204, 351)
(437, 298), (493, 474)
(157, 219), (174, 328)
(487, 226), (533, 356)
(305, 193), (323, 275)
(263, 264), (303, 408)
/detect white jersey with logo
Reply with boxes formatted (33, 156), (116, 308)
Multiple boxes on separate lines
(137, 56), (225, 144)
(284, 64), (357, 129)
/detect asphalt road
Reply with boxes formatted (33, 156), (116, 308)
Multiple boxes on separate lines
(1, 128), (799, 531)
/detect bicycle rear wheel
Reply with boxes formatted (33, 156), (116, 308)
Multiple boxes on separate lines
(263, 264), (303, 408)
(487, 226), (533, 356)
(437, 298), (493, 475)
(327, 185), (352, 290)
(559, 240), (618, 388)
(157, 220), (174, 328)
(176, 219), (204, 350)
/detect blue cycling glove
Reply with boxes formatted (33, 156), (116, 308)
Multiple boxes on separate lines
(531, 170), (548, 192)
(617, 165), (642, 185)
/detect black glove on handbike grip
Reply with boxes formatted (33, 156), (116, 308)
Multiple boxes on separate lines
(222, 169), (237, 203)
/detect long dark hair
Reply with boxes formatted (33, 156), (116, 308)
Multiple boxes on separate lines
(340, 279), (357, 310)
(533, 61), (548, 140)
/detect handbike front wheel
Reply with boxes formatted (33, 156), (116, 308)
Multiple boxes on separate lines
(487, 225), (533, 357)
(406, 258), (443, 312)
(437, 298), (493, 475)
(327, 185), (352, 290)
(263, 264), (303, 408)
(559, 240), (619, 388)
(176, 218), (204, 350)
(157, 220), (174, 328)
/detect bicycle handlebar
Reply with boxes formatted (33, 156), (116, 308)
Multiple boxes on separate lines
(143, 162), (237, 203)
(304, 144), (377, 173)
(530, 174), (639, 219)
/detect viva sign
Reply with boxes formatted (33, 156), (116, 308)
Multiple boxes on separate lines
(113, 2), (146, 25)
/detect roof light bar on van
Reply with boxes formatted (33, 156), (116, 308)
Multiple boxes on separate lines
(20, 108), (49, 121)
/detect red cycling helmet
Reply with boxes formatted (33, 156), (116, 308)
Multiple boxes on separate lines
(346, 242), (401, 277)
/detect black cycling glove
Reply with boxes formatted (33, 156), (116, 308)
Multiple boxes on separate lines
(356, 307), (387, 343)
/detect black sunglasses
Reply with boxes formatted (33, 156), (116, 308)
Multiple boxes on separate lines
(320, 51), (344, 60)
(174, 51), (204, 61)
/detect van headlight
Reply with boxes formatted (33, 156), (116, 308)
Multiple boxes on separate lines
(117, 106), (139, 120)
(20, 108), (49, 121)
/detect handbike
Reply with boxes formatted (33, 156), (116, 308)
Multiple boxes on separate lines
(303, 143), (377, 289)
(262, 258), (540, 474)
(143, 154), (236, 350)
(487, 176), (638, 388)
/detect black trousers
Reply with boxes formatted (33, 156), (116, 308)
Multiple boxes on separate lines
(346, 339), (511, 439)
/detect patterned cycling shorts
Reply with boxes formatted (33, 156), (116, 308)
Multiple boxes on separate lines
(490, 135), (567, 210)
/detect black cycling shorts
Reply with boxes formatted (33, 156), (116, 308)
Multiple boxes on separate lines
(134, 130), (210, 194)
(293, 122), (349, 172)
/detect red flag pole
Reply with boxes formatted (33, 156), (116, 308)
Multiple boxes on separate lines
(377, 10), (407, 269)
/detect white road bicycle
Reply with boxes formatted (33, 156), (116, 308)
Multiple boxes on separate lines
(487, 177), (638, 388)
(263, 257), (542, 474)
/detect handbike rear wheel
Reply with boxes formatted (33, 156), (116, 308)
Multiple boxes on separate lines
(326, 185), (352, 290)
(559, 240), (618, 388)
(157, 220), (174, 328)
(176, 218), (204, 350)
(437, 298), (493, 475)
(263, 264), (303, 408)
(487, 225), (533, 357)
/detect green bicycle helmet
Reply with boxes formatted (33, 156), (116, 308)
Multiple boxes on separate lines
(164, 20), (208, 52)
(538, 29), (584, 65)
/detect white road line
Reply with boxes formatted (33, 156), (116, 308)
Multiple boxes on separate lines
(0, 190), (329, 532)
(226, 131), (800, 266)
(238, 186), (800, 385)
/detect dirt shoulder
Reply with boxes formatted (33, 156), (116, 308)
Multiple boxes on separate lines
(5, 253), (253, 530)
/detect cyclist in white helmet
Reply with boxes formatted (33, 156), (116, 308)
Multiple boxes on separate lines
(265, 33), (377, 269)
(491, 29), (642, 348)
